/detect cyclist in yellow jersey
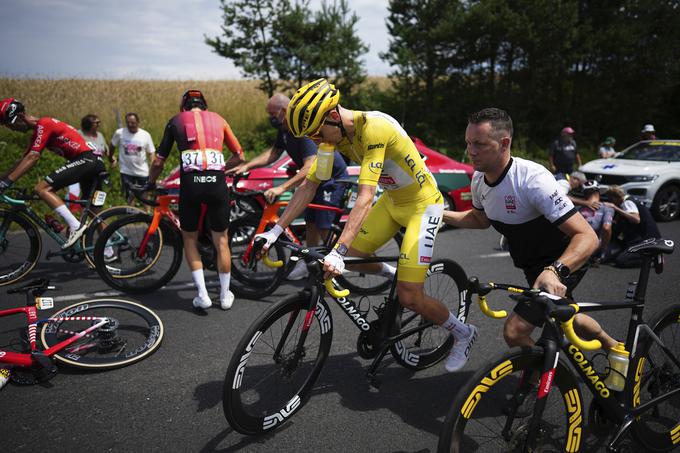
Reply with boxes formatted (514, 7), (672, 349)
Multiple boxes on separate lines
(256, 79), (477, 372)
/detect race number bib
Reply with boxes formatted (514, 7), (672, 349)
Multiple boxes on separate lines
(181, 150), (225, 172)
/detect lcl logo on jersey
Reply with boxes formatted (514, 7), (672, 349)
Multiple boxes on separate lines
(504, 194), (516, 212)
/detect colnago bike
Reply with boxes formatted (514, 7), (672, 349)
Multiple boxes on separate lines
(0, 172), (141, 286)
(0, 278), (164, 385)
(229, 178), (403, 299)
(438, 237), (679, 453)
(222, 237), (467, 435)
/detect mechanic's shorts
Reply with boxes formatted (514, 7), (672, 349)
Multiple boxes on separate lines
(45, 151), (105, 199)
(120, 174), (149, 200)
(513, 265), (589, 327)
(304, 181), (345, 230)
(351, 191), (443, 283)
(179, 171), (229, 233)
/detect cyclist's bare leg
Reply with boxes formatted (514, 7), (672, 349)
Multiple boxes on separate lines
(182, 230), (211, 305)
(35, 180), (80, 230)
(503, 313), (536, 347)
(397, 281), (449, 324)
(573, 314), (618, 350)
(345, 246), (383, 274)
(305, 223), (327, 247)
(211, 228), (234, 307)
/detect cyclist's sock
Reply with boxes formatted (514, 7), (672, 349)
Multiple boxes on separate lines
(191, 269), (210, 299)
(54, 204), (80, 231)
(219, 272), (231, 300)
(379, 263), (396, 278)
(442, 312), (471, 338)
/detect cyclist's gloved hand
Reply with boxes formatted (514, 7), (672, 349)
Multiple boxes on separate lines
(323, 248), (345, 279)
(0, 177), (14, 194)
(254, 224), (284, 253)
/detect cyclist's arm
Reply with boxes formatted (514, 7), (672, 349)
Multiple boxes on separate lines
(442, 208), (490, 229)
(149, 123), (174, 184)
(275, 178), (319, 228)
(5, 151), (40, 183)
(278, 155), (314, 192)
(336, 183), (377, 249)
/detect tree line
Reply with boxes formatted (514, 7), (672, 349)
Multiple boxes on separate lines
(207, 0), (680, 154)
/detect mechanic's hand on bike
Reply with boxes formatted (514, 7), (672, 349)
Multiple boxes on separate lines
(533, 269), (566, 297)
(264, 186), (284, 204)
(323, 248), (345, 279)
(254, 224), (284, 256)
(230, 163), (249, 175)
(0, 176), (13, 194)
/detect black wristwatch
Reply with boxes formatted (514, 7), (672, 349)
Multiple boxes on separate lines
(551, 260), (571, 280)
(334, 243), (348, 256)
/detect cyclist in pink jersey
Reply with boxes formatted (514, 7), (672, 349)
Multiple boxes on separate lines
(148, 90), (245, 311)
(0, 98), (105, 248)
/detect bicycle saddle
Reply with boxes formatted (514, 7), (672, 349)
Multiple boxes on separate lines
(626, 238), (675, 256)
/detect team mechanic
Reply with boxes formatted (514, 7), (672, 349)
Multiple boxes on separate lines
(443, 108), (618, 351)
(256, 79), (477, 372)
(0, 98), (105, 248)
(147, 90), (245, 311)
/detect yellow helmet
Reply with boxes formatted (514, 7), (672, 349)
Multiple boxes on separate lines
(287, 78), (340, 137)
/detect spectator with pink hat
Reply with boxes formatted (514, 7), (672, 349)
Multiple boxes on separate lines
(548, 126), (581, 177)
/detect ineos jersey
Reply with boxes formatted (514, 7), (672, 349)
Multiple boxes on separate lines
(26, 117), (93, 160)
(471, 157), (577, 270)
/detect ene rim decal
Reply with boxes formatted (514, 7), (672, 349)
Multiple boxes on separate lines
(461, 360), (513, 419)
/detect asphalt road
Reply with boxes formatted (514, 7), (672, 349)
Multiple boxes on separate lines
(2, 221), (680, 452)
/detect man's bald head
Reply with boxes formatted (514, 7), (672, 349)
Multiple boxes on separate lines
(267, 93), (289, 111)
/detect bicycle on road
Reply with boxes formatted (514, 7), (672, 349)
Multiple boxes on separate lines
(438, 237), (678, 453)
(0, 278), (164, 386)
(222, 237), (467, 435)
(0, 173), (141, 287)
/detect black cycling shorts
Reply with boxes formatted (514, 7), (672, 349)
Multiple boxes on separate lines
(45, 152), (105, 198)
(513, 264), (588, 327)
(179, 171), (229, 233)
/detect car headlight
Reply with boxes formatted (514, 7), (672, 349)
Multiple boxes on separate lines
(628, 175), (658, 182)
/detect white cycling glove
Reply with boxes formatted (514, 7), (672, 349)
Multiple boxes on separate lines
(323, 248), (345, 275)
(254, 224), (284, 250)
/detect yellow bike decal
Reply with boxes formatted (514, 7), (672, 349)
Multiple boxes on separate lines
(460, 360), (512, 419)
(564, 388), (583, 452)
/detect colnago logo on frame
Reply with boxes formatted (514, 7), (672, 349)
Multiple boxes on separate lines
(336, 298), (370, 331)
(233, 331), (263, 389)
(262, 395), (301, 430)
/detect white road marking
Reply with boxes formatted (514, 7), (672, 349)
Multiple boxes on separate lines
(479, 252), (511, 258)
(52, 280), (222, 302)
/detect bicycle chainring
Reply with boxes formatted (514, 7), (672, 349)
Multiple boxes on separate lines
(61, 249), (85, 263)
(357, 320), (383, 359)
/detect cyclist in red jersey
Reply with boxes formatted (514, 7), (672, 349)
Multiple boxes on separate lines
(0, 98), (106, 248)
(147, 90), (245, 311)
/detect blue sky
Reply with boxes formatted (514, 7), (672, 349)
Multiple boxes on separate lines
(0, 0), (391, 79)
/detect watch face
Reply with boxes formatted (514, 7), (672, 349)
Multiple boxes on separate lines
(336, 243), (348, 256)
(554, 261), (570, 278)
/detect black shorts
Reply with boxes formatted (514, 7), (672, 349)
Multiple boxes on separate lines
(304, 181), (345, 230)
(45, 152), (105, 198)
(120, 174), (148, 200)
(179, 171), (229, 233)
(512, 264), (588, 327)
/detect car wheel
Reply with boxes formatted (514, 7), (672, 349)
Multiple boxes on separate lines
(440, 192), (455, 230)
(652, 184), (680, 222)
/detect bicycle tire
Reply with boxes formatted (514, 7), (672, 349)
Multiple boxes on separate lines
(81, 206), (144, 268)
(0, 209), (42, 287)
(229, 217), (288, 299)
(630, 303), (680, 452)
(40, 298), (164, 369)
(336, 231), (404, 296)
(93, 213), (183, 294)
(438, 347), (583, 453)
(390, 259), (467, 370)
(223, 292), (333, 435)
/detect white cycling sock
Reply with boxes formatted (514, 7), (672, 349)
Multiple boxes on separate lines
(54, 204), (80, 231)
(219, 272), (231, 300)
(442, 312), (471, 338)
(191, 269), (209, 299)
(379, 262), (396, 278)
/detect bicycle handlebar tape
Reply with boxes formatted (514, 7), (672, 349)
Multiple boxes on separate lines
(561, 305), (602, 351)
(263, 254), (284, 268)
(325, 279), (350, 298)
(477, 295), (507, 319)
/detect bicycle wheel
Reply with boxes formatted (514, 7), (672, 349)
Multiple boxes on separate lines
(81, 206), (144, 268)
(40, 299), (164, 369)
(630, 303), (680, 452)
(336, 231), (403, 295)
(390, 259), (467, 370)
(93, 214), (183, 294)
(438, 347), (583, 453)
(223, 293), (333, 435)
(229, 217), (288, 299)
(0, 209), (41, 287)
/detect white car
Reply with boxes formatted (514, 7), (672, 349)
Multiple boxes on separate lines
(580, 140), (680, 221)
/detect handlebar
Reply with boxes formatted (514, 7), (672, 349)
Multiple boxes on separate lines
(129, 185), (171, 207)
(466, 276), (602, 351)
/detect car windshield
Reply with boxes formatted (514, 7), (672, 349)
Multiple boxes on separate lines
(617, 142), (680, 161)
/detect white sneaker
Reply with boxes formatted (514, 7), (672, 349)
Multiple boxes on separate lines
(445, 325), (478, 373)
(220, 290), (235, 310)
(62, 224), (88, 249)
(192, 295), (212, 310)
(286, 260), (309, 281)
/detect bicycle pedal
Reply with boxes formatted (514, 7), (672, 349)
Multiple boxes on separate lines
(367, 374), (382, 390)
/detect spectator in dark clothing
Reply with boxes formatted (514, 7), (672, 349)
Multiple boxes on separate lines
(603, 185), (661, 267)
(548, 127), (582, 177)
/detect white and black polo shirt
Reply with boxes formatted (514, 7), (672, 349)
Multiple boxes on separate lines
(472, 157), (578, 271)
